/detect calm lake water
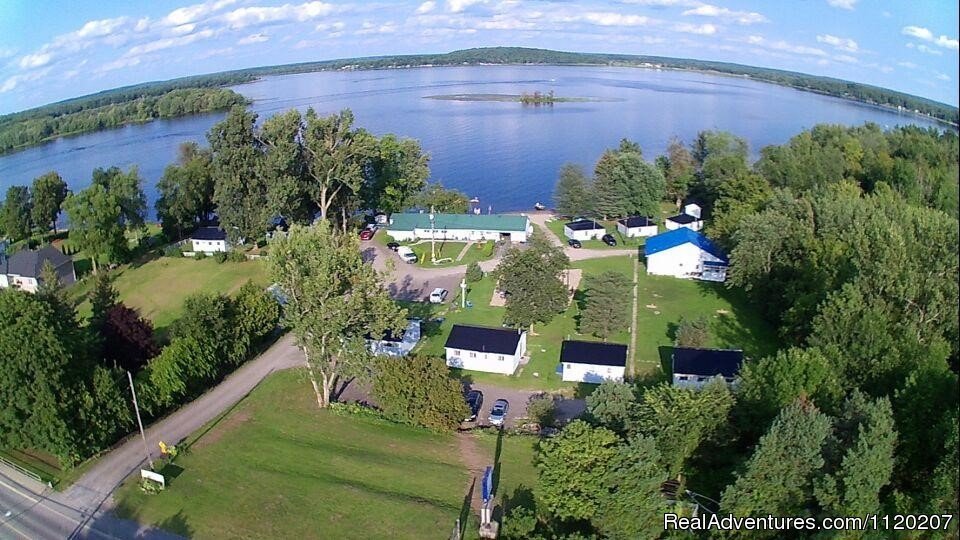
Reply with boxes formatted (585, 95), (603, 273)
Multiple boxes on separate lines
(0, 65), (945, 218)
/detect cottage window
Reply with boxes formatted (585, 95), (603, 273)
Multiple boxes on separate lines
(497, 355), (504, 361)
(454, 349), (461, 356)
(697, 376), (708, 382)
(469, 352), (477, 358)
(677, 375), (689, 381)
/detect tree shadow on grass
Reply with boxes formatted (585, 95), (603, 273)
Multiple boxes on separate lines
(458, 476), (475, 538)
(658, 345), (674, 376)
(693, 281), (779, 359)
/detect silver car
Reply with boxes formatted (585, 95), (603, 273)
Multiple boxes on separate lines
(488, 399), (509, 427)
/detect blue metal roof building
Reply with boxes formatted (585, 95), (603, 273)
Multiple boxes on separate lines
(644, 228), (728, 262)
(644, 228), (728, 282)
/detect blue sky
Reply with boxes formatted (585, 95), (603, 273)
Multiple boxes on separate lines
(0, 0), (957, 114)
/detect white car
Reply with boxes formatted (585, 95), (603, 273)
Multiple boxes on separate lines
(429, 288), (449, 303)
(396, 246), (417, 264)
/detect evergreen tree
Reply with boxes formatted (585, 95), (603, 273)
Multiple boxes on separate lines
(553, 163), (592, 217)
(372, 355), (469, 431)
(89, 272), (120, 332)
(586, 380), (638, 435)
(579, 271), (631, 339)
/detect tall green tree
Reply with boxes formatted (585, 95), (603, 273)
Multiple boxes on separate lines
(495, 235), (569, 331)
(720, 398), (831, 534)
(259, 109), (314, 224)
(553, 163), (592, 217)
(592, 140), (663, 219)
(411, 182), (470, 213)
(268, 223), (406, 407)
(63, 183), (126, 273)
(708, 171), (772, 248)
(633, 380), (734, 475)
(579, 271), (631, 339)
(92, 166), (147, 242)
(372, 355), (469, 431)
(209, 105), (271, 243)
(596, 436), (669, 540)
(586, 380), (638, 435)
(535, 420), (620, 522)
(365, 134), (430, 214)
(30, 172), (68, 233)
(156, 142), (215, 239)
(1, 185), (32, 241)
(302, 108), (377, 222)
(663, 136), (696, 209)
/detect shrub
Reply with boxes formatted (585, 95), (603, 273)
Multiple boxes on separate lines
(163, 245), (182, 258)
(213, 251), (228, 263)
(227, 250), (247, 263)
(194, 251), (207, 260)
(373, 355), (469, 431)
(526, 394), (557, 426)
(465, 261), (484, 282)
(676, 316), (710, 348)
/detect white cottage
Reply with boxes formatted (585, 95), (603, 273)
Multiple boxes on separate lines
(644, 228), (728, 282)
(616, 216), (658, 238)
(560, 340), (627, 383)
(189, 226), (229, 254)
(664, 213), (703, 232)
(444, 324), (527, 375)
(366, 319), (422, 357)
(672, 347), (743, 389)
(387, 213), (531, 243)
(0, 246), (76, 293)
(683, 203), (702, 219)
(563, 219), (606, 241)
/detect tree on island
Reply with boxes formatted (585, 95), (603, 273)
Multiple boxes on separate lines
(31, 172), (68, 234)
(553, 163), (592, 217)
(268, 223), (406, 408)
(495, 234), (569, 332)
(580, 270), (632, 339)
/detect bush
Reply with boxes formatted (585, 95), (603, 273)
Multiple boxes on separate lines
(373, 355), (470, 431)
(676, 316), (710, 348)
(227, 250), (247, 262)
(526, 394), (557, 426)
(194, 251), (207, 260)
(213, 251), (228, 263)
(163, 245), (182, 258)
(465, 261), (484, 282)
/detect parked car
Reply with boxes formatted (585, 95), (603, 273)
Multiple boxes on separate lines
(601, 234), (617, 246)
(465, 390), (484, 422)
(397, 246), (417, 263)
(359, 229), (374, 241)
(387, 242), (400, 251)
(567, 238), (582, 248)
(429, 288), (449, 303)
(488, 399), (509, 427)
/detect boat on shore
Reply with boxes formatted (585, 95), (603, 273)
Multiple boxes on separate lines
(533, 202), (546, 211)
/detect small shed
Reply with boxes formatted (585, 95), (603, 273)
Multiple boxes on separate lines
(190, 227), (229, 254)
(559, 340), (627, 383)
(672, 347), (743, 389)
(683, 203), (702, 219)
(664, 213), (703, 232)
(563, 219), (606, 241)
(616, 216), (658, 238)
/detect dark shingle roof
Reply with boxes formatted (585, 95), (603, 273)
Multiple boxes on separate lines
(560, 340), (628, 367)
(666, 213), (698, 225)
(644, 228), (728, 262)
(618, 216), (655, 228)
(565, 220), (604, 231)
(672, 348), (743, 378)
(191, 227), (227, 241)
(445, 324), (523, 355)
(4, 246), (75, 285)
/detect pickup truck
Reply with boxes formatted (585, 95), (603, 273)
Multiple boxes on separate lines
(396, 246), (417, 264)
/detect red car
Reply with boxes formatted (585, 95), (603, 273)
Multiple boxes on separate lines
(359, 229), (374, 240)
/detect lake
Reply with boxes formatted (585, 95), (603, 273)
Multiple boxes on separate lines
(0, 65), (945, 218)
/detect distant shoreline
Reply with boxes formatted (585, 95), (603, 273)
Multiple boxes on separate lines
(424, 93), (621, 104)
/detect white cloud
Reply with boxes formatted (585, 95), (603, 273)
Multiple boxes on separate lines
(682, 4), (767, 25)
(98, 56), (142, 73)
(0, 47), (17, 59)
(71, 17), (129, 40)
(447, 0), (485, 13)
(896, 61), (917, 69)
(223, 1), (337, 29)
(826, 0), (856, 10)
(816, 34), (858, 52)
(125, 29), (216, 56)
(415, 1), (437, 14)
(832, 54), (857, 64)
(238, 32), (270, 45)
(581, 12), (651, 26)
(356, 20), (399, 35)
(746, 35), (764, 45)
(763, 39), (827, 57)
(935, 72), (951, 81)
(163, 0), (237, 26)
(906, 42), (944, 56)
(196, 46), (235, 59)
(18, 51), (53, 69)
(315, 21), (346, 32)
(902, 25), (959, 51)
(619, 0), (700, 6)
(135, 18), (151, 32)
(0, 68), (51, 93)
(674, 22), (717, 35)
(171, 23), (198, 35)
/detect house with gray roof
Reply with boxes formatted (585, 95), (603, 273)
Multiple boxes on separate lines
(0, 246), (76, 293)
(387, 213), (532, 243)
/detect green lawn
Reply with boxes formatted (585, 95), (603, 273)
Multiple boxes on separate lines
(414, 254), (778, 389)
(114, 370), (468, 539)
(378, 231), (496, 269)
(544, 218), (647, 249)
(463, 432), (540, 538)
(71, 256), (269, 332)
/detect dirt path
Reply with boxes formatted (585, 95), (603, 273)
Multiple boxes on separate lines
(457, 433), (488, 513)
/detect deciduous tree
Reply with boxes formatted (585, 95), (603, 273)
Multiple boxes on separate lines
(412, 182), (470, 213)
(1, 185), (32, 241)
(63, 183), (126, 273)
(596, 436), (669, 539)
(372, 355), (468, 430)
(674, 316), (710, 348)
(495, 236), (569, 332)
(586, 380), (638, 435)
(31, 172), (68, 233)
(365, 134), (430, 214)
(156, 142), (215, 239)
(101, 304), (160, 373)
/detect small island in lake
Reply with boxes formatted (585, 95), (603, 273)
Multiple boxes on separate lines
(425, 91), (615, 104)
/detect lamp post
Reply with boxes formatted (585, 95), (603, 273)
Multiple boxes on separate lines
(127, 371), (154, 471)
(461, 278), (467, 309)
(429, 206), (437, 264)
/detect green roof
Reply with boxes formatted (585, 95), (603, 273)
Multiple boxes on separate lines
(388, 213), (529, 232)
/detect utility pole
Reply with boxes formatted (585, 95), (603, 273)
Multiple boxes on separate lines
(127, 371), (154, 470)
(461, 278), (467, 309)
(429, 206), (437, 264)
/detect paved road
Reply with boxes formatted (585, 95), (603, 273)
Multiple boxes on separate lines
(1, 334), (304, 540)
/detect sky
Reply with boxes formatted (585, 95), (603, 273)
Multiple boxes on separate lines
(0, 0), (957, 114)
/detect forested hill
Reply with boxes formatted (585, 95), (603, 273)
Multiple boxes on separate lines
(2, 47), (956, 154)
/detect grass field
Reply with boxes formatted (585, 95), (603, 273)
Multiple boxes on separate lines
(114, 370), (469, 539)
(415, 254), (777, 389)
(377, 231), (497, 269)
(70, 256), (269, 332)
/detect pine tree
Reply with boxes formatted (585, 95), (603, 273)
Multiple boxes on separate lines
(553, 163), (591, 217)
(580, 271), (631, 339)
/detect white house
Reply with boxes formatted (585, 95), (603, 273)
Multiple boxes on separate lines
(189, 226), (229, 254)
(683, 203), (702, 219)
(388, 213), (531, 243)
(366, 319), (421, 357)
(664, 213), (703, 232)
(560, 340), (627, 383)
(616, 216), (658, 238)
(444, 324), (527, 375)
(563, 219), (606, 241)
(0, 246), (76, 293)
(672, 347), (743, 389)
(644, 228), (728, 282)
